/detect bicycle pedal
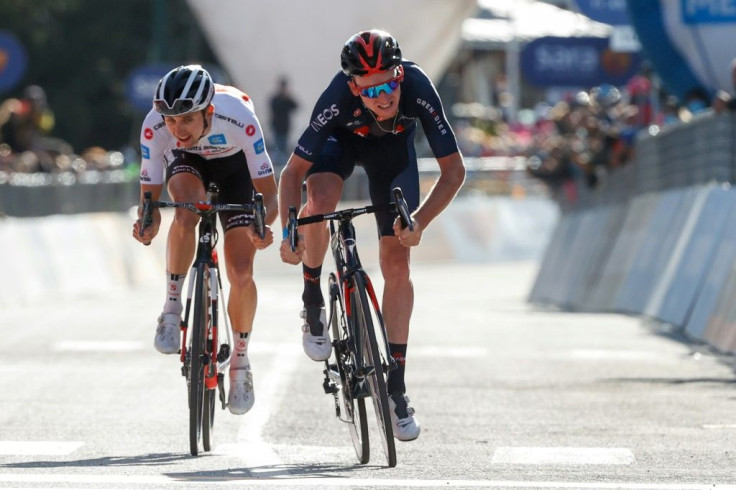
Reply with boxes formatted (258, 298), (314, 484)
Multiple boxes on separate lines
(216, 343), (230, 363)
(323, 379), (339, 395)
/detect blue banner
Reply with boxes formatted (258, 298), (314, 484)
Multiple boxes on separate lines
(0, 30), (28, 93)
(521, 36), (641, 88)
(574, 0), (631, 25)
(681, 0), (736, 24)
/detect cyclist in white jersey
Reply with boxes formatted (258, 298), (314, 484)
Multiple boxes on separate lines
(132, 65), (278, 416)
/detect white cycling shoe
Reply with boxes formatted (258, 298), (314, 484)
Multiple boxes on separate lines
(301, 306), (331, 361)
(228, 364), (255, 415)
(389, 393), (421, 441)
(154, 313), (180, 354)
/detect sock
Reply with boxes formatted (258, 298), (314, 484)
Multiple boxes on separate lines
(163, 272), (186, 316)
(302, 264), (324, 307)
(387, 343), (407, 396)
(231, 332), (250, 369)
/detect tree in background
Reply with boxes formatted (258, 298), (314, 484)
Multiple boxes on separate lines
(0, 0), (219, 155)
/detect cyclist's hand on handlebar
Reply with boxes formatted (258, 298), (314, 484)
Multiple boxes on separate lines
(393, 215), (422, 247)
(280, 235), (305, 265)
(132, 208), (161, 245)
(246, 224), (274, 250)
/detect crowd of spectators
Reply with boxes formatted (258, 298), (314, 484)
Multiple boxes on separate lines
(451, 71), (714, 204)
(0, 85), (131, 182)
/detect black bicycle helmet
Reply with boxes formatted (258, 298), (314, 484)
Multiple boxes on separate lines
(153, 64), (214, 116)
(341, 30), (402, 77)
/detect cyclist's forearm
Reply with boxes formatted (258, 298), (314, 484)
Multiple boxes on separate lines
(413, 152), (465, 229)
(278, 161), (307, 229)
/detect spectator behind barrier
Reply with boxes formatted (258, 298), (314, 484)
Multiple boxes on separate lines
(712, 58), (736, 114)
(0, 85), (75, 172)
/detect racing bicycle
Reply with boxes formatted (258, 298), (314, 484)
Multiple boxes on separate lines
(140, 183), (265, 456)
(287, 187), (413, 467)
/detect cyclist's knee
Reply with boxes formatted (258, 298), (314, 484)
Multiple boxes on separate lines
(306, 176), (341, 213)
(380, 248), (410, 282)
(226, 263), (254, 290)
(172, 208), (200, 229)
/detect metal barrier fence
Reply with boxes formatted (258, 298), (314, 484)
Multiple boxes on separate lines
(531, 110), (736, 355)
(0, 157), (549, 217)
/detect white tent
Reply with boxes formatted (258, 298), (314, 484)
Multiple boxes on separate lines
(186, 0), (477, 146)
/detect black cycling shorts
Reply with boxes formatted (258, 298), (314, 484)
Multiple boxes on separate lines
(165, 150), (256, 232)
(305, 128), (420, 237)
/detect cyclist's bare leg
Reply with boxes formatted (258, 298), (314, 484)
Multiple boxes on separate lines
(224, 227), (258, 413)
(223, 227), (258, 335)
(302, 173), (343, 268)
(162, 172), (206, 317)
(379, 236), (413, 344)
(166, 172), (206, 275)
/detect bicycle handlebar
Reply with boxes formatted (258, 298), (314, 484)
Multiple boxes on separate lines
(139, 192), (266, 241)
(287, 186), (413, 252)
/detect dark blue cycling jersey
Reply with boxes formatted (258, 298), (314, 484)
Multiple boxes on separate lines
(294, 61), (459, 161)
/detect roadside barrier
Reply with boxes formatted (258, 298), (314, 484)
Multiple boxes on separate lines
(0, 195), (558, 306)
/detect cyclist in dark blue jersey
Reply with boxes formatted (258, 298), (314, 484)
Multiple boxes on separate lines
(278, 29), (465, 441)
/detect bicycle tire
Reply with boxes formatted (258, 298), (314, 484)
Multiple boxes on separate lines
(202, 385), (215, 452)
(329, 274), (369, 464)
(189, 263), (208, 456)
(202, 268), (217, 452)
(352, 273), (397, 467)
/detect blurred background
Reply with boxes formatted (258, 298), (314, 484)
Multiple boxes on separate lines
(2, 0), (734, 215)
(4, 0), (736, 354)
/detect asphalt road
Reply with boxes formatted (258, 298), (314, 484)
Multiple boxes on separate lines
(1, 259), (735, 489)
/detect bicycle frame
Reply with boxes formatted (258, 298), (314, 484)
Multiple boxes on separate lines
(329, 217), (393, 380)
(140, 185), (265, 455)
(180, 210), (230, 389)
(288, 187), (412, 467)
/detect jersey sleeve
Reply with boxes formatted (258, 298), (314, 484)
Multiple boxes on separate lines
(294, 72), (349, 162)
(406, 65), (460, 159)
(139, 110), (167, 186)
(223, 90), (275, 180)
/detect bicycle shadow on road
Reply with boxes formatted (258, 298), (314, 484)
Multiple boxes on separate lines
(165, 462), (388, 481)
(0, 452), (191, 468)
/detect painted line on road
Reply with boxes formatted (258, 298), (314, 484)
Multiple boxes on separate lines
(492, 447), (635, 465)
(0, 474), (734, 489)
(53, 341), (144, 352)
(0, 441), (83, 456)
(703, 424), (736, 429)
(410, 346), (487, 358)
(214, 347), (301, 469)
(568, 349), (665, 361)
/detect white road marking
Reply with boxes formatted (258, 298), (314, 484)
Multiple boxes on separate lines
(216, 346), (301, 469)
(410, 346), (487, 357)
(703, 424), (736, 429)
(53, 341), (144, 352)
(0, 441), (83, 455)
(0, 474), (734, 489)
(568, 349), (663, 361)
(492, 447), (635, 465)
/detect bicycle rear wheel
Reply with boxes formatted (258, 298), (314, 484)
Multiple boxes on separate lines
(329, 274), (369, 464)
(352, 273), (396, 467)
(188, 263), (209, 456)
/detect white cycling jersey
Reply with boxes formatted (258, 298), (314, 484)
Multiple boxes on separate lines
(139, 84), (274, 186)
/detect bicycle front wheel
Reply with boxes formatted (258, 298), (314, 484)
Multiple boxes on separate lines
(188, 263), (209, 456)
(202, 385), (215, 452)
(329, 274), (369, 464)
(352, 273), (396, 467)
